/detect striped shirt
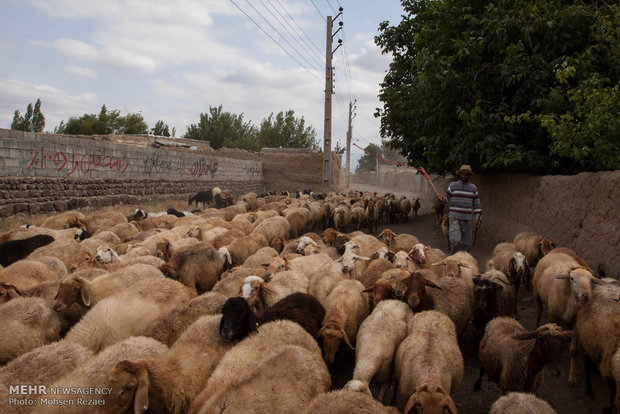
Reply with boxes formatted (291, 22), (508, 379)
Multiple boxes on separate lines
(442, 180), (482, 222)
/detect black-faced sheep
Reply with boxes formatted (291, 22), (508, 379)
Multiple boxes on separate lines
(344, 299), (412, 402)
(473, 269), (516, 332)
(475, 317), (571, 393)
(219, 293), (325, 342)
(395, 310), (463, 412)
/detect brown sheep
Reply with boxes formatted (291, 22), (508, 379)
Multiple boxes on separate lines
(63, 211), (128, 234)
(378, 228), (420, 253)
(302, 389), (400, 414)
(487, 242), (530, 301)
(160, 242), (224, 293)
(513, 231), (556, 267)
(490, 393), (557, 414)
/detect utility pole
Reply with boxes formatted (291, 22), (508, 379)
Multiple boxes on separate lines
(345, 99), (356, 189)
(323, 8), (343, 187)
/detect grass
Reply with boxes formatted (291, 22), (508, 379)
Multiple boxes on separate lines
(0, 197), (192, 234)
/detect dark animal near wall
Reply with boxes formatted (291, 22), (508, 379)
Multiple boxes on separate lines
(167, 208), (185, 217)
(189, 190), (213, 209)
(219, 293), (326, 342)
(0, 234), (55, 267)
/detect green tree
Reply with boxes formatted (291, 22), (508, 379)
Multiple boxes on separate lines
(184, 105), (255, 149)
(355, 143), (382, 173)
(334, 141), (346, 165)
(257, 110), (319, 151)
(375, 0), (619, 174)
(55, 104), (147, 135)
(151, 120), (171, 137)
(11, 99), (44, 132)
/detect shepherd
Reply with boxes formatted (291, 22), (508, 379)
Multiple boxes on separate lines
(434, 165), (482, 254)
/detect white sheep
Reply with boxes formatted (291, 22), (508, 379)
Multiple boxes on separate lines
(102, 314), (236, 414)
(240, 270), (309, 311)
(490, 393), (557, 414)
(394, 310), (463, 412)
(533, 251), (600, 326)
(188, 319), (324, 413)
(252, 215), (291, 245)
(487, 242), (530, 298)
(0, 296), (64, 364)
(344, 299), (412, 402)
(335, 251), (371, 280)
(63, 278), (195, 353)
(409, 243), (447, 277)
(319, 278), (370, 365)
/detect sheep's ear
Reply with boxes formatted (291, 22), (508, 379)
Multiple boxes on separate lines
(431, 260), (446, 266)
(79, 285), (91, 308)
(355, 255), (371, 261)
(341, 329), (355, 350)
(316, 326), (325, 339)
(551, 273), (570, 280)
(513, 331), (537, 341)
(335, 256), (343, 263)
(423, 278), (442, 290)
(133, 363), (150, 414)
(361, 285), (374, 293)
(591, 278), (605, 286)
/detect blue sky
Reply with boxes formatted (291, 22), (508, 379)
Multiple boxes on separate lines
(0, 0), (406, 170)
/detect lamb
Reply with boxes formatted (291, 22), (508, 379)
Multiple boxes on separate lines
(432, 197), (444, 225)
(392, 250), (419, 271)
(63, 278), (195, 353)
(188, 319), (325, 414)
(0, 296), (64, 364)
(490, 393), (557, 414)
(473, 269), (516, 332)
(219, 293), (326, 341)
(319, 278), (370, 365)
(513, 231), (556, 267)
(160, 242), (224, 293)
(399, 196), (412, 222)
(191, 344), (330, 414)
(394, 310), (463, 412)
(102, 315), (236, 414)
(0, 341), (93, 414)
(412, 197), (421, 218)
(53, 263), (165, 311)
(240, 270), (309, 311)
(39, 336), (168, 413)
(378, 228), (420, 253)
(143, 291), (228, 346)
(344, 299), (412, 402)
(568, 287), (620, 413)
(532, 251), (600, 326)
(303, 389), (400, 414)
(0, 234), (55, 267)
(475, 317), (571, 393)
(487, 242), (530, 299)
(350, 204), (366, 231)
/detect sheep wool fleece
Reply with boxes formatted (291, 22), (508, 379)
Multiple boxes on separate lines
(442, 180), (482, 254)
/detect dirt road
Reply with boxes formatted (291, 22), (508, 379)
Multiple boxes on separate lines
(341, 184), (610, 413)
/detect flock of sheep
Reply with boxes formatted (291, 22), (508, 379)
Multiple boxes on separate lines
(0, 188), (617, 414)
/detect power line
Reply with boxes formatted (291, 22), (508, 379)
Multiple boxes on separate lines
(229, 0), (323, 84)
(273, 0), (323, 57)
(310, 0), (326, 21)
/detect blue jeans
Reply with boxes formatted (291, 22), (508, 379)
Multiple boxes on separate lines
(449, 218), (473, 254)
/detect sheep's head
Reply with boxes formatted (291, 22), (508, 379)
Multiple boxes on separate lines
(362, 279), (394, 309)
(0, 282), (22, 305)
(538, 237), (556, 259)
(69, 251), (95, 272)
(95, 244), (121, 264)
(265, 257), (288, 274)
(343, 379), (372, 396)
(318, 323), (354, 365)
(409, 243), (427, 267)
(403, 272), (441, 310)
(336, 252), (370, 274)
(393, 251), (415, 269)
(432, 258), (470, 279)
(552, 267), (596, 305)
(509, 252), (530, 286)
(322, 228), (339, 246)
(186, 225), (201, 239)
(269, 236), (285, 253)
(335, 233), (351, 254)
(64, 217), (86, 230)
(219, 296), (258, 342)
(404, 383), (457, 414)
(513, 323), (571, 378)
(155, 240), (172, 261)
(217, 247), (233, 269)
(377, 229), (395, 246)
(54, 275), (90, 310)
(240, 275), (264, 310)
(106, 360), (150, 414)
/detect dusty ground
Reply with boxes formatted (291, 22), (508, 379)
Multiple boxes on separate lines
(337, 183), (611, 413)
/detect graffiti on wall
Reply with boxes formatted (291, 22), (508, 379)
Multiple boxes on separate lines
(182, 158), (219, 178)
(245, 165), (260, 176)
(27, 146), (129, 176)
(143, 153), (173, 175)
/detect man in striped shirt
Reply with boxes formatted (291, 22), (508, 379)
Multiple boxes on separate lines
(435, 165), (482, 254)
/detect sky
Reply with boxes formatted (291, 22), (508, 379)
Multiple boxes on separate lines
(0, 0), (406, 170)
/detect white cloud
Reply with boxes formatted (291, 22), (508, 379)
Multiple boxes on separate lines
(65, 65), (97, 79)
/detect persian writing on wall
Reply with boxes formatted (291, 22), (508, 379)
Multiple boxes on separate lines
(27, 146), (129, 176)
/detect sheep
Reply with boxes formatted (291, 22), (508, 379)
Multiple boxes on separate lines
(188, 319), (324, 414)
(373, 268), (412, 300)
(394, 310), (463, 412)
(425, 270), (475, 336)
(532, 251), (601, 327)
(336, 251), (371, 280)
(102, 314), (236, 414)
(219, 293), (326, 341)
(211, 266), (269, 297)
(393, 250), (419, 271)
(160, 242), (224, 293)
(350, 204), (366, 231)
(378, 228), (420, 253)
(568, 287), (620, 413)
(431, 250), (479, 290)
(31, 255), (68, 278)
(0, 341), (93, 414)
(106, 221), (141, 241)
(487, 242), (531, 299)
(412, 197), (421, 218)
(0, 296), (64, 364)
(53, 263), (165, 311)
(344, 299), (412, 402)
(319, 278), (370, 365)
(302, 389), (401, 414)
(189, 189), (214, 208)
(0, 234), (55, 267)
(490, 393), (557, 414)
(155, 236), (202, 261)
(143, 291), (228, 346)
(400, 196), (412, 222)
(63, 278), (195, 353)
(474, 317), (571, 393)
(40, 210), (86, 230)
(409, 243), (447, 277)
(322, 227), (344, 247)
(433, 197), (444, 225)
(401, 270), (443, 313)
(191, 344), (330, 414)
(63, 210), (128, 235)
(78, 229), (121, 252)
(27, 238), (93, 272)
(358, 255), (395, 288)
(513, 231), (556, 268)
(240, 270), (309, 311)
(285, 207), (310, 238)
(218, 232), (268, 267)
(473, 269), (516, 332)
(39, 336), (168, 413)
(0, 259), (60, 290)
(333, 204), (351, 232)
(365, 199), (379, 234)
